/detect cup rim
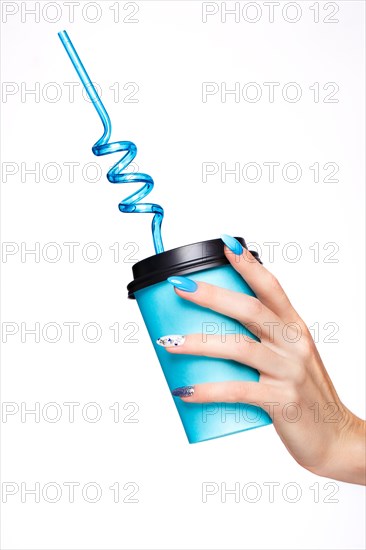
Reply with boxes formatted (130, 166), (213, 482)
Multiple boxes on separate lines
(127, 237), (260, 299)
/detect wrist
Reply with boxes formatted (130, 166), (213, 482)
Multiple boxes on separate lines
(313, 410), (366, 485)
(339, 414), (366, 485)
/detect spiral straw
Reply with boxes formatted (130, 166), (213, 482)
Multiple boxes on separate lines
(58, 30), (164, 254)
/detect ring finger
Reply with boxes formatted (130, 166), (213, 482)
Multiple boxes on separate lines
(157, 333), (288, 378)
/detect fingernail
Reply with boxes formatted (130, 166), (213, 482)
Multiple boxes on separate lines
(172, 385), (195, 397)
(156, 335), (185, 348)
(221, 234), (243, 255)
(167, 276), (197, 292)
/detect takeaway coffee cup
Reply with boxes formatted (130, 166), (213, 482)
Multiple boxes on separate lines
(127, 238), (272, 443)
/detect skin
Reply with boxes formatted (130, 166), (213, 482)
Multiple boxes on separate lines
(166, 246), (366, 485)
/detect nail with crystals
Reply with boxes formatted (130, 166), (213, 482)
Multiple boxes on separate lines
(156, 335), (186, 348)
(172, 385), (195, 397)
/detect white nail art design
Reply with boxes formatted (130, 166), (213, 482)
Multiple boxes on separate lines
(156, 335), (185, 348)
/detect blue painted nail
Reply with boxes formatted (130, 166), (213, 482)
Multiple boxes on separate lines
(172, 385), (195, 397)
(221, 234), (243, 255)
(167, 276), (197, 292)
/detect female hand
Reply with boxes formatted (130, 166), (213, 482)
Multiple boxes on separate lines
(158, 235), (366, 485)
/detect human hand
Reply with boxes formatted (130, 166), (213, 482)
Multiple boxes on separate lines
(157, 235), (366, 485)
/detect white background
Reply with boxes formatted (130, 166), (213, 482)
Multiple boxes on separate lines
(1, 1), (365, 549)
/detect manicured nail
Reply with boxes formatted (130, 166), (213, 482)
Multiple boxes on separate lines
(172, 385), (195, 397)
(167, 276), (197, 292)
(221, 234), (243, 255)
(156, 335), (185, 348)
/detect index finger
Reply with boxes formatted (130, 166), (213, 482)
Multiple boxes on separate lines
(221, 235), (301, 324)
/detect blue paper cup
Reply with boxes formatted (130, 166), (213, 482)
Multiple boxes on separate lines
(127, 238), (272, 443)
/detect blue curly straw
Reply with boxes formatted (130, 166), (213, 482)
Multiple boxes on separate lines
(58, 30), (164, 254)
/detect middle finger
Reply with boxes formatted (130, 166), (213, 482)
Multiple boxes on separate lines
(170, 279), (292, 347)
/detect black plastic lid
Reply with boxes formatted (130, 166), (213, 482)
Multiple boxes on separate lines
(127, 237), (261, 298)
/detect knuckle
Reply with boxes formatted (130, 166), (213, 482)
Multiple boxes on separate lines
(232, 339), (252, 363)
(203, 384), (219, 402)
(189, 333), (204, 353)
(289, 364), (307, 387)
(245, 296), (263, 317)
(234, 382), (249, 402)
(284, 385), (301, 404)
(266, 273), (282, 293)
(296, 331), (316, 362)
(281, 321), (303, 345)
(201, 283), (220, 307)
(240, 337), (257, 358)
